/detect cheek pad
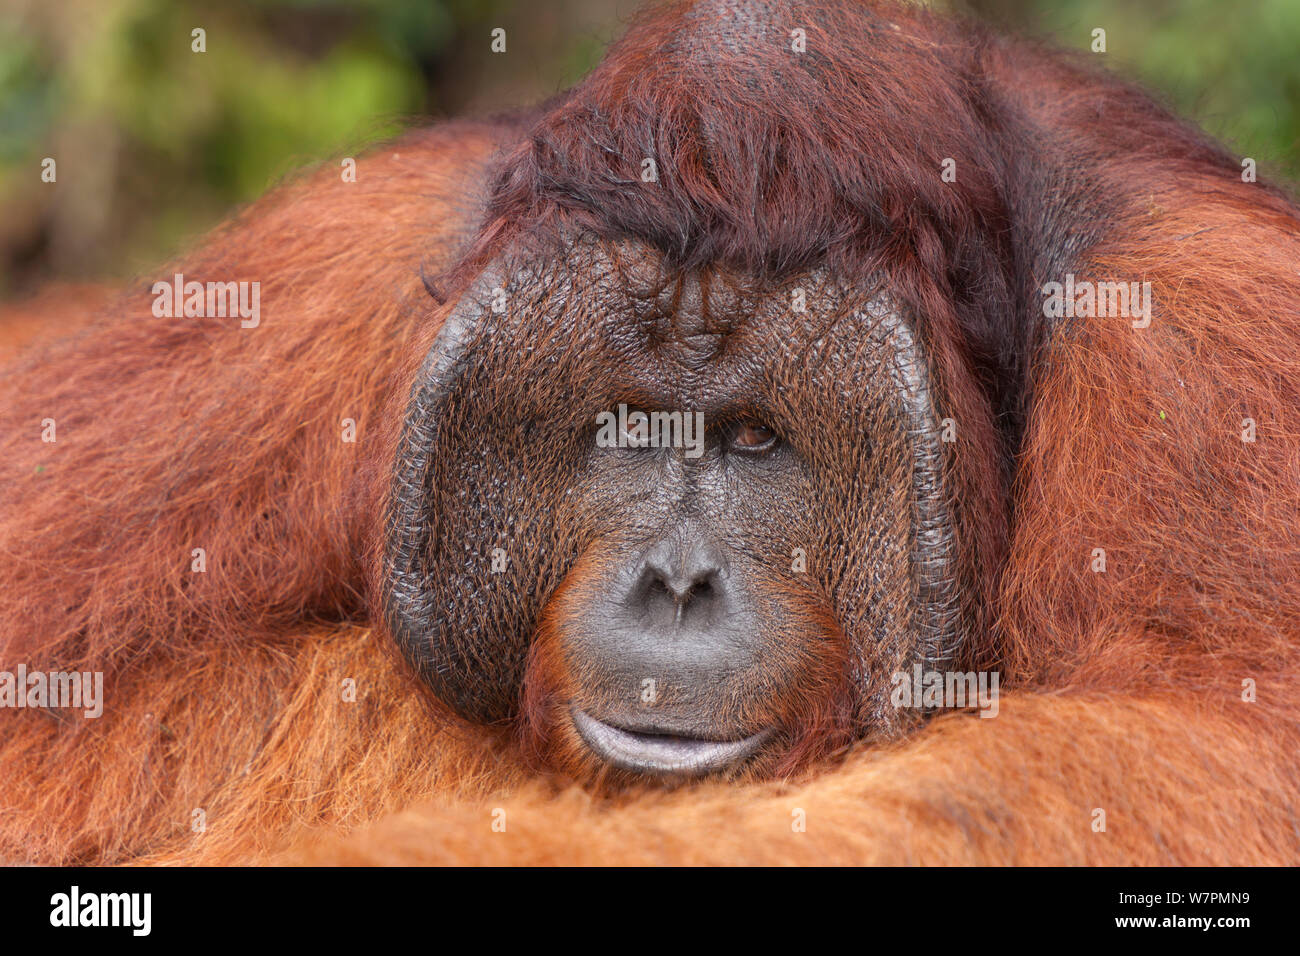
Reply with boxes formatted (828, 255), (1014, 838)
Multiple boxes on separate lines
(384, 260), (611, 722)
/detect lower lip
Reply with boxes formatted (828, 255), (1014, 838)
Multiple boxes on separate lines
(570, 708), (772, 776)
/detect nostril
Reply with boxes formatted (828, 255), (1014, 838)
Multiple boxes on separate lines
(640, 567), (720, 624)
(646, 577), (673, 600)
(650, 567), (715, 601)
(631, 537), (730, 625)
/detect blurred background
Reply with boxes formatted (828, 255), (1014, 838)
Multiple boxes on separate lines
(1, 0), (1297, 300)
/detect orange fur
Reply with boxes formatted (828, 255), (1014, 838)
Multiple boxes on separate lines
(2, 2), (1298, 865)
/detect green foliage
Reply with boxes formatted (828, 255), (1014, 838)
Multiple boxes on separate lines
(0, 0), (454, 286)
(970, 0), (1300, 181)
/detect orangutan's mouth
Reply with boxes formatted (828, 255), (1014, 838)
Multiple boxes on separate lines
(570, 708), (773, 776)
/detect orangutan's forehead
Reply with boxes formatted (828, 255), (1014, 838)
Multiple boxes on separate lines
(494, 234), (876, 396)
(570, 236), (848, 344)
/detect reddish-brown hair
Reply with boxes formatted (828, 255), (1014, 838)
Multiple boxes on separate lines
(2, 1), (1298, 864)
